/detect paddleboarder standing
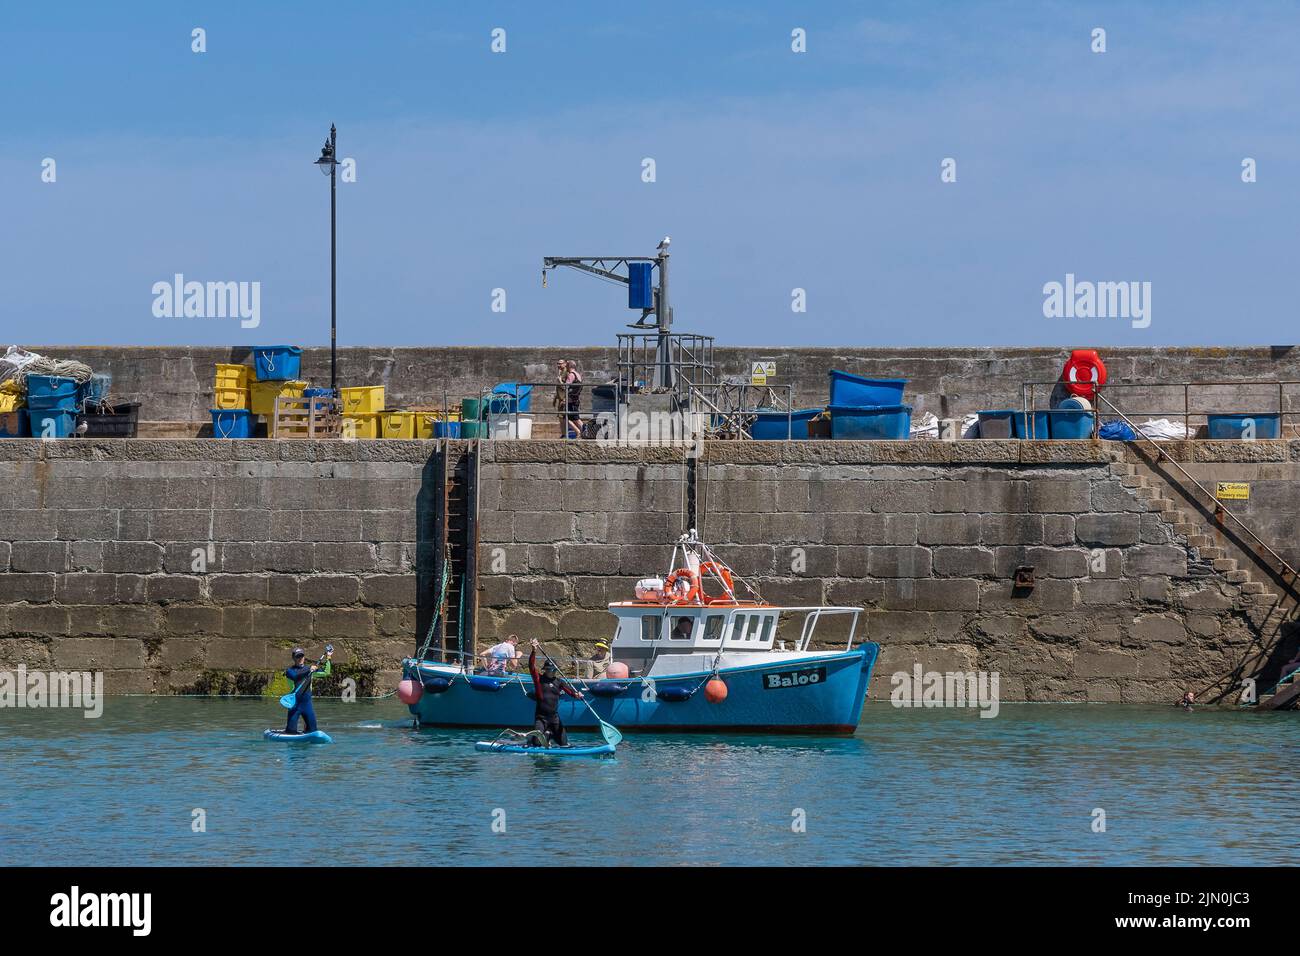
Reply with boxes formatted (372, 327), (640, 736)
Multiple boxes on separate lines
(528, 639), (583, 747)
(284, 646), (333, 735)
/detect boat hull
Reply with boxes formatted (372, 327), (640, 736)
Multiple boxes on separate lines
(404, 643), (879, 734)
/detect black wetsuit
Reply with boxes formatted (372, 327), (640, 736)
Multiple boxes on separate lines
(529, 649), (580, 746)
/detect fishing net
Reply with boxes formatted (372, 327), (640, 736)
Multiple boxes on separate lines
(0, 346), (94, 397)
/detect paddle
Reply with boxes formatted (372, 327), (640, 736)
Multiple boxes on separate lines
(535, 644), (623, 747)
(278, 645), (334, 709)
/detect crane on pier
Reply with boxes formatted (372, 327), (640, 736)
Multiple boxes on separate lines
(542, 237), (675, 389)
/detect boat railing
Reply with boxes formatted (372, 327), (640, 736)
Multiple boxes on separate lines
(781, 606), (862, 653)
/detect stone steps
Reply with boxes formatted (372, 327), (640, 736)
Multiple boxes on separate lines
(1124, 457), (1296, 645)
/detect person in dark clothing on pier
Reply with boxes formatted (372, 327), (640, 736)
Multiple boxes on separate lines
(284, 646), (333, 734)
(528, 639), (583, 746)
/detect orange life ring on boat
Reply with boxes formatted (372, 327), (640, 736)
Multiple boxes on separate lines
(697, 562), (735, 601)
(1062, 349), (1106, 396)
(664, 568), (701, 604)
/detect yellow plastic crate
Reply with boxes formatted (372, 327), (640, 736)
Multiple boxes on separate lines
(379, 410), (415, 439)
(214, 363), (251, 389)
(343, 413), (379, 440)
(414, 413), (435, 439)
(340, 386), (385, 416)
(250, 379), (305, 417)
(213, 386), (250, 410)
(0, 392), (19, 414)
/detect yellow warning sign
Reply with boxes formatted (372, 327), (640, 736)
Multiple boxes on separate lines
(1215, 482), (1250, 501)
(750, 361), (776, 386)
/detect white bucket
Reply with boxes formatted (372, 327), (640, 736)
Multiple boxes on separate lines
(488, 413), (533, 439)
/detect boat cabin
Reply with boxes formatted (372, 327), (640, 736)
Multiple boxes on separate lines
(606, 602), (861, 676)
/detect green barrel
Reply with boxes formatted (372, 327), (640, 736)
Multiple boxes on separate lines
(461, 398), (481, 421)
(460, 421), (483, 438)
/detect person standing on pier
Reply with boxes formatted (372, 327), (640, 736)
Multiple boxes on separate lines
(528, 639), (583, 746)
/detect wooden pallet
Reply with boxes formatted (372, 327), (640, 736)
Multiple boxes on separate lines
(273, 395), (342, 439)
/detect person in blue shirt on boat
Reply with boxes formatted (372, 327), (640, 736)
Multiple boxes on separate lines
(528, 639), (583, 747)
(284, 646), (332, 735)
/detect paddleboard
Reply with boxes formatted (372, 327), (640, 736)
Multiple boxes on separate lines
(475, 740), (615, 757)
(263, 729), (333, 744)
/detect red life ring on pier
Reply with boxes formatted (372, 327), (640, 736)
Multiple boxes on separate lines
(1062, 349), (1106, 396)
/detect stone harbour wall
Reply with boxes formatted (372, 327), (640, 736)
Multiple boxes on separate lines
(31, 345), (1300, 428)
(1, 438), (1296, 702)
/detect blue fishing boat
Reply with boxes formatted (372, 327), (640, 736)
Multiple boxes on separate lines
(402, 533), (880, 734)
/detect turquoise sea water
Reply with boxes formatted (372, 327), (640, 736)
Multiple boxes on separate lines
(1, 698), (1296, 866)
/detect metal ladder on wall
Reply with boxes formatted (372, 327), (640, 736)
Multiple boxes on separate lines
(429, 442), (479, 667)
(1096, 393), (1300, 707)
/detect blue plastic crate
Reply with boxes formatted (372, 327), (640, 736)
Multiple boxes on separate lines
(0, 410), (30, 437)
(749, 407), (823, 440)
(1206, 413), (1280, 440)
(25, 374), (80, 410)
(26, 408), (79, 438)
(829, 404), (912, 440)
(210, 408), (254, 439)
(252, 346), (302, 381)
(487, 382), (533, 414)
(1047, 409), (1095, 439)
(1013, 410), (1050, 439)
(434, 421), (461, 438)
(828, 370), (907, 406)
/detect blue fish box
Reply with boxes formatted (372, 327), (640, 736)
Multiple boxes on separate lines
(0, 410), (30, 437)
(210, 408), (254, 439)
(487, 382), (533, 414)
(26, 408), (79, 438)
(1206, 413), (1280, 440)
(749, 407), (823, 440)
(252, 346), (302, 382)
(1048, 409), (1095, 439)
(829, 404), (912, 440)
(81, 372), (112, 406)
(303, 387), (335, 398)
(828, 370), (907, 407)
(25, 374), (80, 409)
(434, 421), (461, 438)
(1013, 410), (1050, 439)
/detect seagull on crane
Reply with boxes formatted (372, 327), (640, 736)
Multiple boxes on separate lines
(657, 236), (670, 252)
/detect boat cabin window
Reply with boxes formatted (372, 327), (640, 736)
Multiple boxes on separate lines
(669, 616), (695, 640)
(730, 614), (749, 643)
(758, 615), (775, 644)
(641, 615), (662, 641)
(703, 614), (725, 643)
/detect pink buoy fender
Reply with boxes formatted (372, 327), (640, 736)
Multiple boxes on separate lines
(397, 678), (423, 705)
(606, 661), (630, 679)
(1062, 349), (1106, 397)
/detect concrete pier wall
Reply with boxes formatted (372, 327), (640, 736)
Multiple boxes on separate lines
(30, 345), (1300, 426)
(2, 438), (1296, 701)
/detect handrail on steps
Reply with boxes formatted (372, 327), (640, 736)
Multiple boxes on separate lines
(1092, 391), (1300, 592)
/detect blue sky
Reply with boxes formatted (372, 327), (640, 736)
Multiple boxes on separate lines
(3, 1), (1297, 347)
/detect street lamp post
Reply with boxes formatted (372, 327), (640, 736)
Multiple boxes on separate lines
(314, 124), (339, 391)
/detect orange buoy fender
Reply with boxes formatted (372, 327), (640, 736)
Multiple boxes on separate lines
(704, 678), (728, 703)
(1062, 349), (1106, 396)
